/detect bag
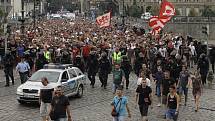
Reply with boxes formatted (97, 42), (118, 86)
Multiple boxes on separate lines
(111, 98), (122, 117)
(49, 110), (58, 120)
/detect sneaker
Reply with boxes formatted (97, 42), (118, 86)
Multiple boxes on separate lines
(4, 85), (9, 87)
(157, 103), (161, 107)
(126, 87), (128, 89)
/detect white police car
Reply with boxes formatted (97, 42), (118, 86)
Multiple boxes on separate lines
(16, 64), (86, 104)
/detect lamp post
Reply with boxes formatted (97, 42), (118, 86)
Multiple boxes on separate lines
(122, 0), (125, 26)
(21, 0), (25, 40)
(33, 0), (36, 29)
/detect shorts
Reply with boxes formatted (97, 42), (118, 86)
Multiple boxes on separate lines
(166, 109), (178, 121)
(40, 102), (51, 117)
(139, 104), (149, 116)
(179, 87), (188, 96)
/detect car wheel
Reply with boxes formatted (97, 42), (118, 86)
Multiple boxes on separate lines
(18, 100), (26, 104)
(76, 85), (83, 98)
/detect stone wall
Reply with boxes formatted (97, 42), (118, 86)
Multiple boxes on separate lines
(141, 22), (215, 40)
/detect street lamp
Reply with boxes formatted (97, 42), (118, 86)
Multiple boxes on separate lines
(122, 0), (125, 26)
(21, 0), (25, 40)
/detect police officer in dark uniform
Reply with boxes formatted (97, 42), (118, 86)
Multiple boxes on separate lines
(98, 52), (111, 89)
(121, 55), (132, 89)
(86, 50), (98, 88)
(3, 51), (14, 87)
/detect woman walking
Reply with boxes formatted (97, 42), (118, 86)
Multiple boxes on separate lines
(166, 85), (180, 121)
(191, 71), (202, 112)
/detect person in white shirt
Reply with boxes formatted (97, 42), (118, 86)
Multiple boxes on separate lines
(159, 46), (167, 58)
(39, 77), (54, 121)
(137, 71), (151, 87)
(189, 42), (196, 68)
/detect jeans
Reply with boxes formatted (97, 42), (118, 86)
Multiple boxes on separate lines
(156, 84), (161, 97)
(4, 68), (14, 85)
(113, 116), (125, 121)
(53, 118), (67, 121)
(88, 73), (96, 86)
(179, 87), (188, 103)
(19, 72), (28, 84)
(99, 73), (108, 87)
(112, 83), (120, 93)
(166, 109), (178, 121)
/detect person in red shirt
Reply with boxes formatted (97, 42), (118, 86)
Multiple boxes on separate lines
(82, 43), (91, 63)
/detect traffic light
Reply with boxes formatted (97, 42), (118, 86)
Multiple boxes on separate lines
(202, 26), (209, 36)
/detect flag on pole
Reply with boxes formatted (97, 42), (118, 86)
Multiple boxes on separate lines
(159, 0), (176, 18)
(149, 0), (176, 35)
(96, 12), (111, 28)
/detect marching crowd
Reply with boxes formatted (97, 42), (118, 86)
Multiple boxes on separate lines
(1, 17), (215, 121)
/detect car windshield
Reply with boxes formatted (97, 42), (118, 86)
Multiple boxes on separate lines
(29, 71), (60, 83)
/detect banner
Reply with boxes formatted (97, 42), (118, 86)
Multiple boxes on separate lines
(96, 12), (111, 28)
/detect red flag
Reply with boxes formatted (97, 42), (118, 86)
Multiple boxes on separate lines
(149, 16), (164, 34)
(149, 0), (175, 35)
(96, 12), (111, 28)
(159, 0), (175, 22)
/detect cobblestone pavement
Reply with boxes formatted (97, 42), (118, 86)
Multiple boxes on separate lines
(0, 70), (215, 121)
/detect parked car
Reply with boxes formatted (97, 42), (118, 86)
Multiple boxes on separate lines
(16, 64), (86, 104)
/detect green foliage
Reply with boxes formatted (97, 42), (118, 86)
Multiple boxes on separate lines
(129, 0), (142, 18)
(145, 5), (159, 16)
(129, 5), (142, 18)
(175, 9), (181, 16)
(47, 0), (77, 13)
(188, 8), (198, 17)
(201, 6), (215, 17)
(146, 6), (152, 12)
(150, 5), (160, 16)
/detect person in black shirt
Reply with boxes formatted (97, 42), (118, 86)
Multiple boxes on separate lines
(121, 56), (132, 89)
(166, 85), (179, 121)
(98, 52), (111, 89)
(136, 79), (153, 121)
(161, 71), (176, 105)
(2, 51), (14, 87)
(49, 86), (72, 121)
(39, 77), (54, 121)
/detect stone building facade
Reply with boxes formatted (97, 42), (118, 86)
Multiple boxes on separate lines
(118, 0), (215, 16)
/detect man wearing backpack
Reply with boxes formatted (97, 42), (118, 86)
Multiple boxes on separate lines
(112, 64), (126, 94)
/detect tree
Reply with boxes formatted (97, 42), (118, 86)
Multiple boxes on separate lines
(188, 8), (198, 17)
(150, 4), (160, 16)
(201, 6), (215, 17)
(0, 9), (4, 36)
(175, 9), (181, 16)
(129, 0), (142, 18)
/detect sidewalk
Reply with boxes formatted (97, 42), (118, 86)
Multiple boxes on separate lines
(0, 69), (19, 86)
